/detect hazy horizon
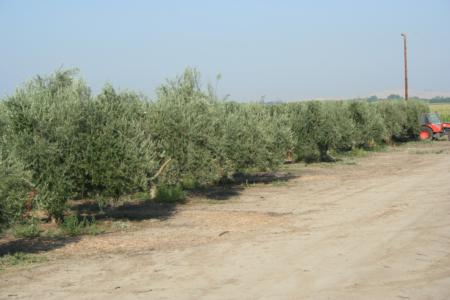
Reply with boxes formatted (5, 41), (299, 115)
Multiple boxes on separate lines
(1, 0), (449, 101)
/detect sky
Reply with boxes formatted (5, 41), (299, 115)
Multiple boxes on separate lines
(1, 0), (449, 101)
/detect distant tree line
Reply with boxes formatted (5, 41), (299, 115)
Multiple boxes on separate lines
(427, 96), (450, 104)
(366, 95), (450, 103)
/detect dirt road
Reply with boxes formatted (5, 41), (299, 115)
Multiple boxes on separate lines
(1, 142), (450, 299)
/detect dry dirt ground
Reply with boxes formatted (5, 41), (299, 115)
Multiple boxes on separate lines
(1, 142), (450, 300)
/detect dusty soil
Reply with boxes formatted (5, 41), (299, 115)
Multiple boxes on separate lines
(1, 142), (450, 300)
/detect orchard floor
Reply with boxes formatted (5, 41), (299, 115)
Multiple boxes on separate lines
(1, 141), (450, 300)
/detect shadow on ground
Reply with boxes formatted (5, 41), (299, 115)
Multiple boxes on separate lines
(75, 172), (298, 212)
(0, 236), (81, 256)
(0, 202), (177, 256)
(74, 201), (178, 221)
(0, 172), (297, 257)
(190, 172), (297, 201)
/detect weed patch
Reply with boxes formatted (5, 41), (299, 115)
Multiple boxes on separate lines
(0, 252), (48, 270)
(60, 215), (103, 236)
(13, 218), (42, 238)
(155, 185), (185, 203)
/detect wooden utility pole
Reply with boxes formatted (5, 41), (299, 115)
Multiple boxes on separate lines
(401, 33), (408, 101)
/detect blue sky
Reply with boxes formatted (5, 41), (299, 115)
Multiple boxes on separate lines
(1, 0), (449, 101)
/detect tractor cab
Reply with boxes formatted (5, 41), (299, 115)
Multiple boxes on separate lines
(419, 112), (450, 140)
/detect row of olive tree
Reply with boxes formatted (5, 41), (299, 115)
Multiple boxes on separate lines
(0, 68), (429, 228)
(0, 69), (292, 225)
(284, 99), (428, 162)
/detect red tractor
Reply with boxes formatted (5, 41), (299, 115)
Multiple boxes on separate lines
(419, 112), (450, 141)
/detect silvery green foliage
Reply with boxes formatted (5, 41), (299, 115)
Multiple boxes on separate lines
(0, 153), (32, 227)
(288, 99), (428, 161)
(150, 69), (292, 187)
(0, 67), (431, 225)
(347, 101), (386, 148)
(330, 101), (357, 151)
(260, 104), (293, 169)
(375, 100), (429, 141)
(4, 70), (157, 220)
(405, 101), (429, 137)
(150, 68), (225, 186)
(376, 101), (408, 141)
(4, 69), (87, 219)
(0, 104), (33, 227)
(73, 85), (157, 200)
(220, 102), (292, 172)
(290, 101), (338, 161)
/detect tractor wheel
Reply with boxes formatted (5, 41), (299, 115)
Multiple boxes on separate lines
(419, 126), (433, 141)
